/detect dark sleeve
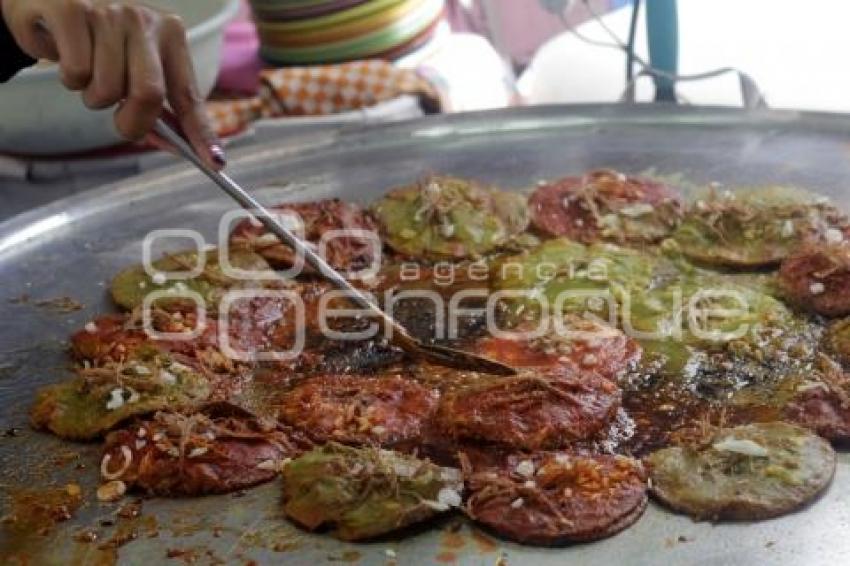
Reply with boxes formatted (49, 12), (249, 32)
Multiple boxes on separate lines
(0, 16), (36, 82)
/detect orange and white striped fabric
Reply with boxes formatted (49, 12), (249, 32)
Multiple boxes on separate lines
(206, 60), (440, 137)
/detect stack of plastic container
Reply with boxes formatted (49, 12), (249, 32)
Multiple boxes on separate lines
(250, 0), (446, 65)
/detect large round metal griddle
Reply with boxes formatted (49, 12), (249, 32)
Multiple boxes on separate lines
(2, 105), (850, 565)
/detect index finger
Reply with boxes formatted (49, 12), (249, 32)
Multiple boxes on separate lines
(42, 1), (93, 90)
(159, 14), (224, 169)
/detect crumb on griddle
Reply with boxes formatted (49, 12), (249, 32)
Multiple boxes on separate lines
(34, 296), (85, 313)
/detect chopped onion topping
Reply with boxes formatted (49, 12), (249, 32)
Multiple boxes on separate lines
(797, 381), (828, 393)
(826, 228), (844, 244)
(440, 467), (462, 482)
(599, 214), (619, 228)
(392, 461), (418, 478)
(422, 487), (463, 512)
(159, 370), (177, 385)
(436, 487), (462, 509)
(106, 388), (124, 411)
(553, 453), (570, 465)
(169, 361), (192, 373)
(255, 233), (280, 246)
(101, 446), (133, 480)
(713, 437), (769, 457)
(515, 460), (535, 478)
(810, 282), (826, 295)
(780, 220), (795, 238)
(84, 322), (98, 334)
(187, 446), (208, 459)
(132, 365), (151, 376)
(126, 387), (140, 404)
(256, 459), (279, 471)
(618, 203), (654, 218)
(510, 497), (525, 509)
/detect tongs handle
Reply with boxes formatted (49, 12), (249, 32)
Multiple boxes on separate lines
(153, 119), (412, 339)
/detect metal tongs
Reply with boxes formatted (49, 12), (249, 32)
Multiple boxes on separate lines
(154, 120), (516, 376)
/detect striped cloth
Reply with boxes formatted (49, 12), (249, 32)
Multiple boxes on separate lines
(250, 0), (445, 64)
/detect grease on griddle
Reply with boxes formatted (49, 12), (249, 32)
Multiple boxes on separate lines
(327, 550), (362, 562)
(7, 294), (84, 313)
(165, 546), (225, 564)
(2, 483), (82, 536)
(96, 509), (158, 553)
(233, 523), (303, 554)
(116, 499), (143, 519)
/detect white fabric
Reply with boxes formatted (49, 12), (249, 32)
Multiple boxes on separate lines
(520, 0), (850, 112)
(399, 29), (516, 112)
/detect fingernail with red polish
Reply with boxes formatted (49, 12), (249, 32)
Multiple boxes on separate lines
(210, 145), (226, 167)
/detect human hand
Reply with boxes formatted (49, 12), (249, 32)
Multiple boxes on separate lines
(1, 0), (225, 168)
